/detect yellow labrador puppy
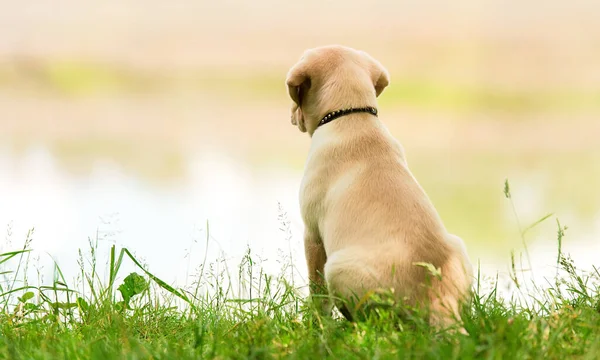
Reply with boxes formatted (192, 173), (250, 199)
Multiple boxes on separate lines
(286, 45), (473, 331)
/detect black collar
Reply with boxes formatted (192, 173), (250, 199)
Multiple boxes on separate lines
(317, 106), (378, 128)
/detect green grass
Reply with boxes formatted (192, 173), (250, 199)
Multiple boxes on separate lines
(1, 188), (600, 359)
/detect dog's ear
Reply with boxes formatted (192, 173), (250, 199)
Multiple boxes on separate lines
(290, 103), (307, 132)
(361, 51), (390, 97)
(286, 58), (311, 132)
(286, 58), (310, 105)
(373, 65), (390, 97)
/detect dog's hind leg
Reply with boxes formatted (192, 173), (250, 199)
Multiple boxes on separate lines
(304, 230), (332, 316)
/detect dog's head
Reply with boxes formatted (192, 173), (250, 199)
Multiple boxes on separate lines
(285, 45), (389, 135)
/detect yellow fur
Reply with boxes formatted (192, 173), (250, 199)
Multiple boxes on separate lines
(287, 45), (473, 331)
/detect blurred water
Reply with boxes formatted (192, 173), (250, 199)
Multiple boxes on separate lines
(1, 145), (599, 299)
(0, 147), (306, 289)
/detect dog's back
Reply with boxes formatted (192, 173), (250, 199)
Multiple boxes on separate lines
(303, 113), (471, 323)
(287, 45), (472, 330)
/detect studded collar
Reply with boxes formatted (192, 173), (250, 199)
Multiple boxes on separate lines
(317, 107), (378, 129)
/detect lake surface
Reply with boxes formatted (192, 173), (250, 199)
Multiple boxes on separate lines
(2, 137), (598, 298)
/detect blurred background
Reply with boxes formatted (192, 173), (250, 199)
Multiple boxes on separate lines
(1, 0), (599, 291)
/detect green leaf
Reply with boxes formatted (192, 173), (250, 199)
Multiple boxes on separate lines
(24, 303), (39, 311)
(76, 297), (89, 312)
(50, 302), (78, 310)
(118, 272), (148, 305)
(413, 262), (443, 280)
(18, 291), (35, 303)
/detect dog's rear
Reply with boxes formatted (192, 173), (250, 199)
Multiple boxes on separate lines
(325, 237), (471, 328)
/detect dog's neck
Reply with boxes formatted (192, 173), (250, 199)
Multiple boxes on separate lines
(316, 107), (378, 129)
(302, 71), (380, 136)
(306, 96), (379, 136)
